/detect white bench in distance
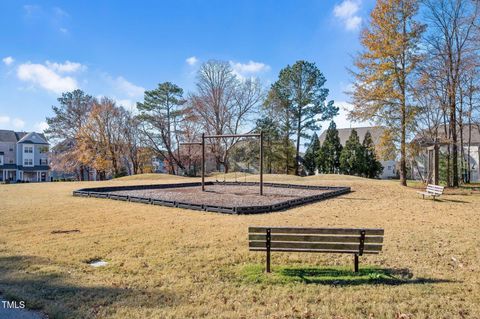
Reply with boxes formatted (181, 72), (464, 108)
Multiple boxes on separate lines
(417, 184), (444, 200)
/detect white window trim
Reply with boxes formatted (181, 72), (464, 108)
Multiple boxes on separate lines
(24, 158), (33, 167)
(24, 145), (33, 154)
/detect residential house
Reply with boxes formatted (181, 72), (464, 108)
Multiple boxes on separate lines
(0, 130), (50, 182)
(318, 126), (397, 179)
(412, 124), (480, 183)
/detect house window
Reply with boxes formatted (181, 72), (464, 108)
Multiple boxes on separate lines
(24, 158), (33, 166)
(9, 147), (13, 152)
(0, 156), (3, 165)
(24, 146), (33, 153)
(39, 146), (49, 153)
(40, 159), (48, 165)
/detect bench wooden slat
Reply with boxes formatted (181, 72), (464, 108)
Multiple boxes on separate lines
(427, 184), (444, 188)
(248, 234), (384, 243)
(418, 184), (444, 200)
(248, 241), (383, 251)
(248, 227), (384, 236)
(249, 248), (381, 254)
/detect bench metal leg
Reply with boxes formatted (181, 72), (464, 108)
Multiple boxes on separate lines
(266, 228), (271, 273)
(354, 254), (359, 273)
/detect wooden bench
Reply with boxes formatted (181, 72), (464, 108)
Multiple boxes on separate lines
(248, 227), (384, 273)
(417, 184), (444, 200)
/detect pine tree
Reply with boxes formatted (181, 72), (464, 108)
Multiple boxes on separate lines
(137, 82), (186, 174)
(45, 89), (94, 181)
(303, 133), (320, 175)
(318, 121), (342, 173)
(269, 60), (338, 175)
(362, 131), (383, 178)
(339, 129), (364, 175)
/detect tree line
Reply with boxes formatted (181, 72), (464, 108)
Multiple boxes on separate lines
(350, 0), (480, 187)
(46, 0), (480, 186)
(46, 60), (338, 180)
(303, 122), (383, 178)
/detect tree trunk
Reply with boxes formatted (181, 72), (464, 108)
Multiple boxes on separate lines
(400, 88), (407, 186)
(459, 93), (464, 184)
(79, 165), (85, 181)
(443, 112), (450, 186)
(467, 113), (472, 184)
(450, 102), (458, 187)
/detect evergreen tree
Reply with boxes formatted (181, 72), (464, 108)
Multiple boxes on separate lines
(362, 131), (383, 178)
(318, 121), (342, 173)
(339, 129), (364, 175)
(137, 82), (186, 174)
(45, 89), (94, 180)
(303, 133), (320, 175)
(269, 60), (338, 175)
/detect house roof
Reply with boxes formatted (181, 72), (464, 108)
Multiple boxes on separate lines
(0, 130), (18, 143)
(319, 126), (386, 147)
(0, 130), (48, 144)
(17, 132), (49, 144)
(413, 124), (480, 146)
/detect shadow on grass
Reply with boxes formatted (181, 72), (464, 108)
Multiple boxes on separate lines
(0, 255), (176, 318)
(241, 264), (455, 286)
(436, 198), (471, 204)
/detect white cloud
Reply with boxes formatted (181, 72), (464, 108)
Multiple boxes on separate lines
(115, 99), (138, 113)
(0, 115), (10, 124)
(45, 60), (84, 73)
(333, 0), (362, 31)
(23, 4), (41, 17)
(53, 7), (69, 18)
(59, 27), (69, 34)
(2, 56), (14, 66)
(230, 60), (270, 79)
(12, 118), (26, 129)
(345, 15), (362, 30)
(17, 62), (78, 94)
(186, 56), (198, 66)
(112, 76), (144, 97)
(0, 115), (26, 129)
(34, 121), (49, 132)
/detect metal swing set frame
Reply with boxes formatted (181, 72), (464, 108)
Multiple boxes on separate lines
(181, 132), (264, 195)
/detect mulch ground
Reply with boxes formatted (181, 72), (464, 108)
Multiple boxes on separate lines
(108, 184), (330, 206)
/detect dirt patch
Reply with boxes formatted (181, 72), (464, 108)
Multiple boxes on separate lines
(108, 184), (330, 207)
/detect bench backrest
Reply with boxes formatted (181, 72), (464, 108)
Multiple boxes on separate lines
(426, 184), (444, 195)
(248, 227), (384, 255)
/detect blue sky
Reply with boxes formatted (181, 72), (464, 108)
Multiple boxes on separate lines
(0, 0), (373, 133)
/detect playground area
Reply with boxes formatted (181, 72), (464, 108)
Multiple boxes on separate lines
(0, 174), (479, 318)
(74, 181), (350, 213)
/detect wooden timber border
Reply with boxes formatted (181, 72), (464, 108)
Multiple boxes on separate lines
(73, 182), (350, 214)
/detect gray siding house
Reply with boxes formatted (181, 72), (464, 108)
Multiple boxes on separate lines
(0, 130), (50, 182)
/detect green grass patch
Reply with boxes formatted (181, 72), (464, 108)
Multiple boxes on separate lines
(240, 264), (414, 286)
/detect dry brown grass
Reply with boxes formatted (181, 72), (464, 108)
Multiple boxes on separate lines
(1, 174), (479, 318)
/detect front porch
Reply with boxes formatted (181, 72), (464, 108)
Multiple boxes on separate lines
(21, 170), (49, 182)
(1, 169), (17, 182)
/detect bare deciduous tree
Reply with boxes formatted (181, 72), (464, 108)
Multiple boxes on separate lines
(190, 60), (263, 172)
(422, 0), (480, 186)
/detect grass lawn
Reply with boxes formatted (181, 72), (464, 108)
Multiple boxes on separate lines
(1, 174), (479, 318)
